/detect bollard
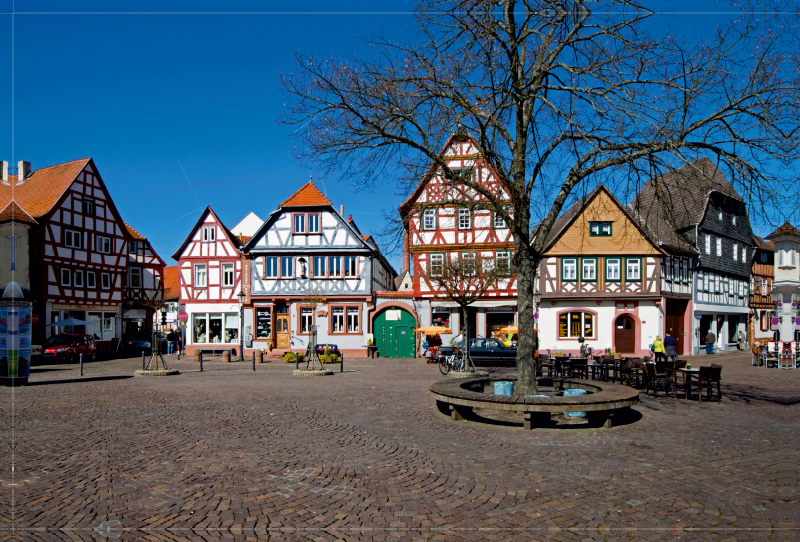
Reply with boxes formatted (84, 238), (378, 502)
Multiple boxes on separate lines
(80, 353), (83, 376)
(222, 350), (231, 363)
(340, 354), (343, 373)
(252, 352), (256, 371)
(177, 350), (180, 361)
(255, 350), (263, 364)
(141, 351), (145, 370)
(194, 350), (203, 372)
(295, 354), (299, 370)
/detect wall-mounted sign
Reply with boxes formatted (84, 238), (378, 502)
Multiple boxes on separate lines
(695, 314), (702, 320)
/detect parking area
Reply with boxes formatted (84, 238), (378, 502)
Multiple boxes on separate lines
(2, 351), (798, 541)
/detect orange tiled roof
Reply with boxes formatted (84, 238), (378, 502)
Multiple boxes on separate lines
(280, 182), (332, 207)
(766, 221), (800, 239)
(124, 222), (146, 240)
(0, 158), (90, 218)
(0, 200), (37, 225)
(237, 235), (251, 244)
(163, 266), (179, 301)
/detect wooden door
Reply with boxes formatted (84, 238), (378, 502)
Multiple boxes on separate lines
(615, 316), (635, 354)
(665, 299), (686, 355)
(374, 309), (416, 358)
(276, 314), (290, 349)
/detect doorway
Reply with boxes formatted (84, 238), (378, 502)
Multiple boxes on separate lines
(665, 299), (688, 355)
(276, 314), (290, 349)
(615, 315), (636, 353)
(374, 308), (416, 358)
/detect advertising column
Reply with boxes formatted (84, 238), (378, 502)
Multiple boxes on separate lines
(0, 302), (32, 385)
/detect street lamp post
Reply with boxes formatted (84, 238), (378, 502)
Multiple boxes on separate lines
(532, 292), (542, 358)
(770, 287), (782, 359)
(237, 290), (245, 361)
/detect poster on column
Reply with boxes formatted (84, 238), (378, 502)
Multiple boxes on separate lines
(0, 305), (32, 380)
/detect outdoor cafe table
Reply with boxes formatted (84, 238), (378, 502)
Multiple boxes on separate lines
(588, 362), (609, 381)
(678, 367), (700, 399)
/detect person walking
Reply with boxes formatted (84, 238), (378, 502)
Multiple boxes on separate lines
(705, 330), (716, 354)
(737, 330), (745, 350)
(653, 335), (666, 363)
(664, 331), (678, 363)
(166, 330), (178, 355)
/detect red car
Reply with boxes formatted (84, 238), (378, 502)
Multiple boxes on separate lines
(42, 334), (97, 363)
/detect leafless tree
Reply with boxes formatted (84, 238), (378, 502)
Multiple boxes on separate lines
(422, 250), (502, 370)
(280, 0), (799, 394)
(300, 288), (327, 369)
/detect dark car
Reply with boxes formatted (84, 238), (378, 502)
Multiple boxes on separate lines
(42, 334), (97, 363)
(315, 343), (341, 356)
(437, 338), (516, 366)
(126, 332), (168, 353)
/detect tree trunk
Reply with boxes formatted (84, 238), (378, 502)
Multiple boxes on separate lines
(514, 239), (537, 395)
(461, 304), (470, 372)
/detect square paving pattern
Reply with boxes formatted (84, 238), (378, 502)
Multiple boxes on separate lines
(1, 352), (798, 541)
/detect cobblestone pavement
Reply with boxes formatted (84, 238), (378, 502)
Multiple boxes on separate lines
(1, 351), (798, 541)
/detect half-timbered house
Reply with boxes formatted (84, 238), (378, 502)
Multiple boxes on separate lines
(172, 207), (246, 355)
(123, 223), (166, 336)
(748, 236), (775, 346)
(536, 185), (666, 357)
(764, 222), (800, 346)
(398, 132), (517, 346)
(243, 182), (397, 357)
(0, 158), (133, 349)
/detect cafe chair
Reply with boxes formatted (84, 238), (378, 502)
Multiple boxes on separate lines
(697, 365), (722, 403)
(666, 359), (687, 398)
(644, 363), (670, 397)
(618, 359), (634, 387)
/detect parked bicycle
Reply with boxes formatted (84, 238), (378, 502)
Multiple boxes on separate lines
(439, 347), (465, 375)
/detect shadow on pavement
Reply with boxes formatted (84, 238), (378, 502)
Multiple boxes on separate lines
(22, 375), (135, 386)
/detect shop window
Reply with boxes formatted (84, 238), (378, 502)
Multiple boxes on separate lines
(224, 314), (239, 343)
(193, 314), (207, 343)
(431, 310), (451, 327)
(558, 311), (595, 338)
(255, 308), (271, 339)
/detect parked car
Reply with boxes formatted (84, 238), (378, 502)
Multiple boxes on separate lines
(126, 332), (168, 353)
(42, 334), (97, 363)
(315, 343), (340, 356)
(437, 337), (516, 366)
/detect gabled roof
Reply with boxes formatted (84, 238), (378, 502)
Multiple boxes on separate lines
(0, 200), (37, 225)
(0, 158), (90, 218)
(280, 182), (332, 207)
(765, 221), (800, 240)
(753, 235), (775, 251)
(171, 206), (243, 260)
(125, 222), (146, 240)
(630, 158), (743, 233)
(163, 266), (179, 301)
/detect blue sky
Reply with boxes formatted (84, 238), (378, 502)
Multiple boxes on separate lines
(0, 1), (788, 271)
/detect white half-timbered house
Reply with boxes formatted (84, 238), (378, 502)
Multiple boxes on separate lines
(398, 132), (517, 348)
(123, 223), (166, 335)
(0, 158), (133, 350)
(244, 182), (397, 357)
(172, 206), (245, 355)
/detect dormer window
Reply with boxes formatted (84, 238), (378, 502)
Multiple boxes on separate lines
(589, 221), (612, 236)
(732, 215), (737, 226)
(718, 208), (723, 221)
(292, 212), (321, 234)
(202, 226), (215, 243)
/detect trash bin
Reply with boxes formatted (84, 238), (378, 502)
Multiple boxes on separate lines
(563, 388), (586, 417)
(494, 381), (514, 396)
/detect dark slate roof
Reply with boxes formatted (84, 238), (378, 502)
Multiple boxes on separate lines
(753, 235), (775, 251)
(630, 158), (743, 233)
(626, 204), (697, 254)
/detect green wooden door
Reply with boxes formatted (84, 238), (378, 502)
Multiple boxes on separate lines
(374, 308), (416, 358)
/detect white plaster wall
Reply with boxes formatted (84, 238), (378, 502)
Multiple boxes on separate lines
(538, 302), (617, 353)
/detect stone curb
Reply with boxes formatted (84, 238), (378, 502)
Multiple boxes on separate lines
(134, 369), (181, 377)
(293, 369), (334, 377)
(446, 370), (490, 379)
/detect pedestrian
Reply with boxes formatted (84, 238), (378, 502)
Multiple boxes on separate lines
(705, 330), (716, 354)
(166, 330), (178, 355)
(664, 331), (678, 363)
(653, 335), (666, 363)
(737, 331), (745, 351)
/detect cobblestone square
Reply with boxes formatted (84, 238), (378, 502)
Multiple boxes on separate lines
(1, 351), (798, 541)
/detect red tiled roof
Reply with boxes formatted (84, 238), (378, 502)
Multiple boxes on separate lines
(765, 221), (800, 239)
(237, 235), (251, 244)
(124, 222), (146, 240)
(0, 158), (90, 218)
(163, 266), (179, 301)
(0, 200), (37, 225)
(280, 182), (332, 207)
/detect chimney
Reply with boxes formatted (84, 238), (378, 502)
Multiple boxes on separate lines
(402, 229), (410, 273)
(17, 161), (31, 184)
(340, 204), (344, 217)
(1, 161), (7, 185)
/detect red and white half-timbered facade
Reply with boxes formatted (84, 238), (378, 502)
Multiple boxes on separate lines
(399, 133), (518, 342)
(172, 206), (245, 354)
(123, 223), (166, 334)
(0, 158), (137, 347)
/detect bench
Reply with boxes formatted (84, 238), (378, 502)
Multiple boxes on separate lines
(196, 347), (237, 357)
(430, 377), (639, 429)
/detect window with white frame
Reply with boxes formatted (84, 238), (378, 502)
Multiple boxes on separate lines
(222, 263), (235, 287)
(626, 258), (641, 281)
(779, 245), (796, 267)
(202, 226), (215, 243)
(344, 256), (358, 278)
(328, 256), (342, 277)
(761, 278), (768, 296)
(742, 248), (746, 263)
(558, 311), (595, 338)
(496, 251), (511, 275)
(96, 235), (111, 254)
(682, 260), (689, 282)
(313, 256), (326, 277)
(428, 253), (444, 277)
(294, 214), (305, 233)
(264, 256), (278, 278)
(422, 209), (436, 230)
(129, 267), (142, 288)
(129, 240), (138, 253)
(308, 214), (320, 233)
(606, 258), (621, 281)
(493, 210), (507, 229)
(281, 256), (294, 278)
(705, 234), (711, 254)
(64, 229), (82, 249)
(562, 258), (577, 281)
(716, 237), (722, 256)
(331, 307), (345, 332)
(73, 270), (84, 288)
(704, 273), (709, 292)
(461, 252), (477, 276)
(457, 208), (471, 230)
(60, 268), (71, 286)
(733, 243), (738, 261)
(101, 272), (111, 289)
(589, 222), (612, 236)
(347, 307), (359, 332)
(86, 271), (96, 288)
(732, 215), (737, 225)
(300, 307), (313, 333)
(714, 274), (720, 293)
(582, 258), (596, 281)
(194, 264), (207, 287)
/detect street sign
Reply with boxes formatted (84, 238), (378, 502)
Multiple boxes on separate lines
(771, 316), (781, 331)
(534, 311), (539, 320)
(178, 311), (189, 323)
(795, 316), (800, 328)
(695, 314), (702, 320)
(31, 313), (39, 324)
